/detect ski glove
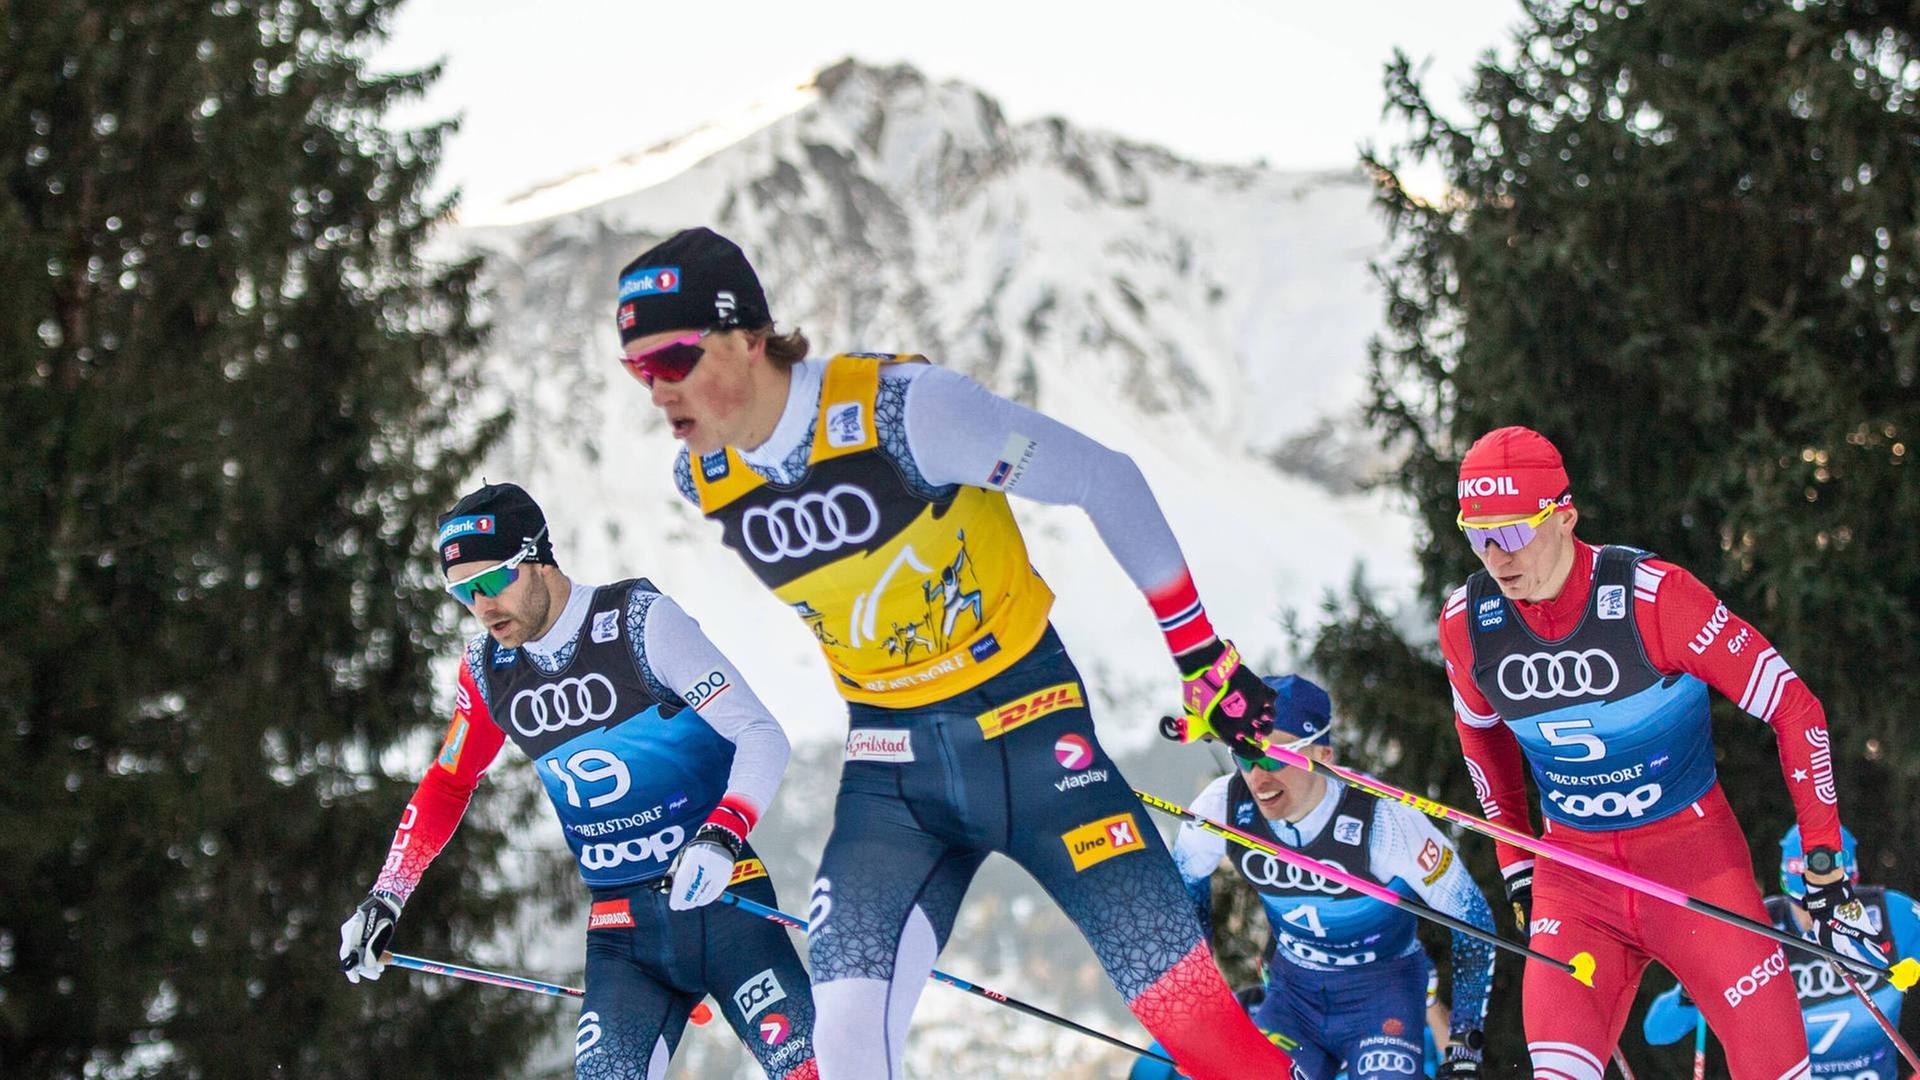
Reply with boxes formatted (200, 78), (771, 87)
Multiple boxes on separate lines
(668, 822), (741, 911)
(1803, 878), (1882, 961)
(339, 891), (402, 983)
(1171, 639), (1275, 756)
(1435, 1037), (1484, 1080)
(1503, 864), (1534, 937)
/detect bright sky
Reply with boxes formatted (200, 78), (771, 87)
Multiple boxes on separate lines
(374, 0), (1522, 224)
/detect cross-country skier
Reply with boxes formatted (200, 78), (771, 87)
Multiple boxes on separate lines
(1172, 675), (1495, 1080)
(337, 482), (818, 1079)
(611, 227), (1299, 1080)
(1441, 425), (1868, 1080)
(1643, 827), (1920, 1080)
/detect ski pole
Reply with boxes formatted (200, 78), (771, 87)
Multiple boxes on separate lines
(1226, 730), (1920, 990)
(1836, 963), (1920, 1072)
(1612, 1047), (1636, 1080)
(1134, 788), (1595, 987)
(383, 951), (582, 998)
(716, 891), (1175, 1067)
(1691, 1012), (1706, 1080)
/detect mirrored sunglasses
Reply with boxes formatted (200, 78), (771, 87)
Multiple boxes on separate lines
(444, 529), (546, 605)
(619, 330), (712, 387)
(1455, 502), (1559, 553)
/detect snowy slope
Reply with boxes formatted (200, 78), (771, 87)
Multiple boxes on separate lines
(449, 59), (1417, 753)
(439, 58), (1423, 1078)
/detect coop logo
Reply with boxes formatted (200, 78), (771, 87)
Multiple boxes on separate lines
(1723, 948), (1788, 1008)
(732, 969), (787, 1022)
(578, 824), (685, 871)
(978, 682), (1084, 739)
(1476, 596), (1505, 630)
(1062, 813), (1145, 871)
(1457, 475), (1520, 500)
(1547, 782), (1662, 820)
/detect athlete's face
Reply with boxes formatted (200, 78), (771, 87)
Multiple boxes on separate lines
(1464, 506), (1579, 603)
(456, 560), (560, 647)
(1241, 744), (1331, 823)
(627, 327), (780, 456)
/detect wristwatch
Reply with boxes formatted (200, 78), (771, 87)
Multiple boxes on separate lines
(1804, 847), (1840, 876)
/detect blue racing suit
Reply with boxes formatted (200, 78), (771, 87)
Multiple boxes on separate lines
(1173, 773), (1497, 1080)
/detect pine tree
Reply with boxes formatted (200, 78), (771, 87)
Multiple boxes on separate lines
(1313, 0), (1920, 1071)
(0, 2), (549, 1075)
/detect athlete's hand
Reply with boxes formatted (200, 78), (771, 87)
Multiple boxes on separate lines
(339, 891), (402, 983)
(1503, 864), (1533, 937)
(668, 823), (741, 911)
(1435, 1039), (1483, 1080)
(1171, 639), (1275, 755)
(1803, 879), (1882, 960)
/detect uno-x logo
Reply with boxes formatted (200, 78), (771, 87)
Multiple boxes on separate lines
(740, 484), (879, 563)
(1548, 782), (1662, 820)
(1357, 1049), (1418, 1075)
(1062, 813), (1145, 871)
(732, 968), (787, 1021)
(578, 824), (684, 871)
(508, 674), (617, 737)
(1496, 649), (1620, 700)
(1240, 851), (1349, 894)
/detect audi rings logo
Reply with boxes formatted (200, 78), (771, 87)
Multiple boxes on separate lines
(1793, 959), (1877, 999)
(1356, 1050), (1417, 1075)
(741, 485), (880, 563)
(509, 674), (617, 737)
(1496, 649), (1620, 700)
(1548, 782), (1662, 820)
(1240, 852), (1349, 895)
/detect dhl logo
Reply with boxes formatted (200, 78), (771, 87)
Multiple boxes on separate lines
(977, 681), (1084, 739)
(1061, 812), (1145, 871)
(730, 858), (768, 885)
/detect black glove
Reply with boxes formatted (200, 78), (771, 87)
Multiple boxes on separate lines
(339, 890), (402, 983)
(1435, 1035), (1484, 1080)
(1504, 865), (1534, 937)
(1803, 877), (1880, 958)
(1172, 639), (1276, 755)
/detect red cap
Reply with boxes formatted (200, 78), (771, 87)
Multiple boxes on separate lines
(1457, 426), (1572, 517)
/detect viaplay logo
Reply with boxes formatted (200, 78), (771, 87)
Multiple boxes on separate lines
(1054, 734), (1092, 770)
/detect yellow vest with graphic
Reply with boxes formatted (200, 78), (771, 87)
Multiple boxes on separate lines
(691, 355), (1054, 707)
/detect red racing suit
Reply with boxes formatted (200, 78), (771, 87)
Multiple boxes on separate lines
(1441, 541), (1841, 1080)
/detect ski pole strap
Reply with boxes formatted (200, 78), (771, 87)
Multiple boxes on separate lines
(382, 951), (583, 998)
(714, 891), (1175, 1067)
(1132, 788), (1595, 987)
(1247, 738), (1920, 991)
(1691, 1013), (1707, 1080)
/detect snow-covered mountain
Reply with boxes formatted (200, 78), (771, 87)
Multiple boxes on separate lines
(444, 58), (1422, 1077)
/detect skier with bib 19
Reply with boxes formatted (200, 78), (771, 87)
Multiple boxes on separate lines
(1172, 675), (1497, 1080)
(611, 227), (1301, 1080)
(337, 483), (818, 1079)
(1440, 426), (1867, 1080)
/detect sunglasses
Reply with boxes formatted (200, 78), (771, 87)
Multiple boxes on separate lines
(1455, 501), (1560, 554)
(444, 528), (547, 605)
(1239, 727), (1330, 772)
(619, 329), (713, 387)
